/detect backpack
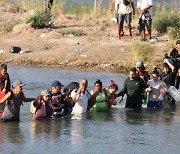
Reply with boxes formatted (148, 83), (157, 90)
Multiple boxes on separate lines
(9, 46), (21, 53)
(63, 82), (79, 93)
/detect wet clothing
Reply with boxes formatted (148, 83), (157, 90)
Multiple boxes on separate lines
(147, 79), (164, 102)
(2, 92), (23, 122)
(117, 76), (148, 109)
(160, 71), (177, 87)
(160, 71), (177, 105)
(170, 48), (180, 58)
(50, 91), (63, 116)
(169, 48), (180, 89)
(71, 89), (91, 114)
(90, 89), (110, 112)
(33, 99), (54, 120)
(147, 101), (162, 109)
(137, 70), (150, 83)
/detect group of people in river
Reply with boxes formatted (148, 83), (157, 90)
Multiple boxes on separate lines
(110, 0), (153, 41)
(0, 40), (179, 122)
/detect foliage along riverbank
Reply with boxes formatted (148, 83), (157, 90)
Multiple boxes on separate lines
(0, 0), (179, 73)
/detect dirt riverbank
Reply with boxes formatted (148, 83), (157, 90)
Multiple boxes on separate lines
(0, 4), (171, 73)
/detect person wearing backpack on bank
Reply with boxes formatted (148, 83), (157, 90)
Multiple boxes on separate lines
(116, 67), (151, 109)
(137, 0), (153, 41)
(0, 80), (34, 122)
(116, 0), (135, 39)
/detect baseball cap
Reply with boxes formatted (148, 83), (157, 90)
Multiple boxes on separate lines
(136, 61), (145, 68)
(12, 80), (25, 88)
(51, 80), (64, 88)
(41, 89), (50, 96)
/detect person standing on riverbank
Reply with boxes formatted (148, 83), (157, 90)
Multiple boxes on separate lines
(116, 0), (135, 39)
(137, 0), (153, 41)
(116, 67), (150, 109)
(71, 79), (91, 114)
(0, 80), (34, 122)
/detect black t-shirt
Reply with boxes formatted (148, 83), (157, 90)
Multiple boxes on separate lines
(160, 71), (177, 86)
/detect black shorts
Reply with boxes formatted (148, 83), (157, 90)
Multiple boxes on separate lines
(119, 13), (132, 24)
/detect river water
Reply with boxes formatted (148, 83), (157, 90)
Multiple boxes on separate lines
(0, 65), (180, 153)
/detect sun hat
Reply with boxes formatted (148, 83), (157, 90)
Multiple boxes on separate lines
(12, 80), (25, 88)
(41, 89), (50, 96)
(51, 80), (64, 88)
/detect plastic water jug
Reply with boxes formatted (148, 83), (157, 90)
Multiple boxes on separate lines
(168, 86), (180, 102)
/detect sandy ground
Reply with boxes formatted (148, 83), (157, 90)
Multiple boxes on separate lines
(0, 5), (171, 73)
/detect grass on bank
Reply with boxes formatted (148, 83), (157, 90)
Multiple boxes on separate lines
(131, 40), (154, 65)
(153, 6), (180, 40)
(59, 29), (84, 36)
(25, 12), (53, 29)
(0, 19), (20, 32)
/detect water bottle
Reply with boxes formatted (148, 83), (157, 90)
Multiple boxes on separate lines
(159, 87), (166, 100)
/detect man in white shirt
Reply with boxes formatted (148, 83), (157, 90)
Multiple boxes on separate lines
(137, 0), (153, 41)
(116, 0), (135, 39)
(71, 79), (91, 114)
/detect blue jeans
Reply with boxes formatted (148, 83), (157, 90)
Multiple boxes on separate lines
(147, 101), (162, 109)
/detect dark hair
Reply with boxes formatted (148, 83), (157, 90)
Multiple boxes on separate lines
(176, 40), (180, 45)
(109, 80), (118, 91)
(163, 62), (170, 68)
(130, 67), (136, 73)
(152, 67), (159, 76)
(0, 64), (7, 70)
(95, 80), (102, 88)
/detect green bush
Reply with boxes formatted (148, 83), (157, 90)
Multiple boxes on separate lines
(60, 29), (84, 36)
(131, 41), (154, 63)
(25, 12), (53, 29)
(0, 19), (20, 32)
(168, 26), (180, 40)
(153, 8), (180, 33)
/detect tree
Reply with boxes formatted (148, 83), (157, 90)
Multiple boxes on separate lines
(45, 0), (54, 13)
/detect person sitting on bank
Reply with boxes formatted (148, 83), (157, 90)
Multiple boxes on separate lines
(71, 79), (91, 114)
(116, 67), (151, 109)
(33, 89), (56, 120)
(147, 68), (165, 109)
(160, 59), (177, 106)
(136, 61), (150, 83)
(0, 80), (34, 122)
